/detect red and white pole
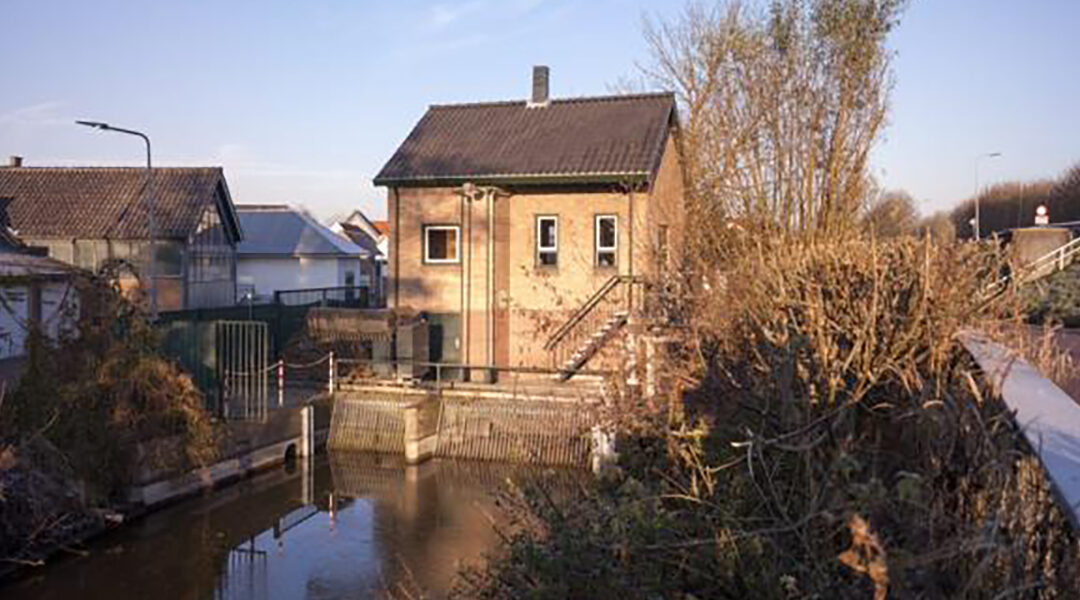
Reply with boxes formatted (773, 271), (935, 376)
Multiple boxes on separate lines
(328, 351), (335, 395)
(277, 360), (285, 407)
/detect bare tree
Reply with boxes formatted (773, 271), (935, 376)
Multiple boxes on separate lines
(642, 0), (905, 258)
(863, 188), (919, 237)
(1050, 161), (1080, 215)
(949, 180), (1055, 239)
(915, 211), (956, 242)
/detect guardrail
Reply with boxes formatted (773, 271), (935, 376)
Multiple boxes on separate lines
(961, 332), (1080, 532)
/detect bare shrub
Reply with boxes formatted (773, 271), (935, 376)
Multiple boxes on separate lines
(1, 267), (217, 501)
(456, 236), (1080, 598)
(863, 189), (920, 238)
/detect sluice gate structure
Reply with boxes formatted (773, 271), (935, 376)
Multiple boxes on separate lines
(328, 370), (609, 468)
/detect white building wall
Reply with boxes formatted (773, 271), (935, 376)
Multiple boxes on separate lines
(237, 256), (358, 302)
(336, 257), (367, 287)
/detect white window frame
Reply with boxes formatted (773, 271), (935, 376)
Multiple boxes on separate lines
(423, 225), (461, 264)
(595, 214), (618, 267)
(536, 215), (558, 266)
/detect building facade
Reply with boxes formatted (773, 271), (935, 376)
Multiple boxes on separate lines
(0, 164), (242, 310)
(332, 209), (389, 305)
(236, 205), (372, 304)
(375, 67), (685, 372)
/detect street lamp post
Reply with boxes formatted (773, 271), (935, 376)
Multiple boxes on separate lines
(76, 120), (157, 319)
(973, 151), (1002, 241)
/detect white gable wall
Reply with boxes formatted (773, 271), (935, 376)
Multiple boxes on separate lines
(237, 256), (364, 303)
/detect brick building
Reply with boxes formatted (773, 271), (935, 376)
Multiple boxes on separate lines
(374, 67), (685, 374)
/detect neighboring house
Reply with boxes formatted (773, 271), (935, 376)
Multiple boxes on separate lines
(236, 205), (373, 304)
(374, 66), (685, 374)
(331, 209), (389, 304)
(0, 220), (79, 389)
(0, 161), (243, 311)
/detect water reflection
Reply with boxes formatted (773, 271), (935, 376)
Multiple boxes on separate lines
(4, 452), (579, 599)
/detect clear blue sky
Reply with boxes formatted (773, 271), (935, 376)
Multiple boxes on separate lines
(1, 0), (1078, 221)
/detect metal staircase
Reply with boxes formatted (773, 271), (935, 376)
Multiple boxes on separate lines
(544, 275), (640, 381)
(987, 236), (1080, 295)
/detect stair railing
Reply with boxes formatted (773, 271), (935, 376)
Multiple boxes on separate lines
(987, 235), (1080, 294)
(544, 275), (640, 370)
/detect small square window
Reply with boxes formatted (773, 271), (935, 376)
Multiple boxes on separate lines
(536, 216), (558, 266)
(423, 225), (460, 264)
(596, 215), (617, 267)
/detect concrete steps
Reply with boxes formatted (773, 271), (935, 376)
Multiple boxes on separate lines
(557, 310), (629, 381)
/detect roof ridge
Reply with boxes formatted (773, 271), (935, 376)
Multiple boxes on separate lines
(293, 207), (370, 256)
(237, 204), (290, 211)
(0, 166), (224, 172)
(429, 90), (675, 110)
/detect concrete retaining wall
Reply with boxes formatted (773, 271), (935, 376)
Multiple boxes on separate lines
(435, 398), (594, 465)
(328, 394), (413, 453)
(127, 405), (324, 509)
(329, 387), (600, 467)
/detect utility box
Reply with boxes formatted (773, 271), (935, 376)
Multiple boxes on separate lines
(396, 317), (429, 381)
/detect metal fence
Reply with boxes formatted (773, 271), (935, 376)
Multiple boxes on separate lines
(274, 285), (371, 308)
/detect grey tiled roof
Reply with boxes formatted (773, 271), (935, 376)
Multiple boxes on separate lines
(374, 92), (676, 186)
(236, 206), (369, 258)
(0, 167), (240, 241)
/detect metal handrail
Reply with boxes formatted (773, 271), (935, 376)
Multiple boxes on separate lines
(334, 356), (611, 378)
(988, 236), (1080, 293)
(544, 275), (636, 351)
(273, 284), (374, 306)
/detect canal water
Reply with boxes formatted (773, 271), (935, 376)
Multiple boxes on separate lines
(4, 452), (573, 599)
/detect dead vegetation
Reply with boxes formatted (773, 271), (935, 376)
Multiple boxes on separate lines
(0, 266), (217, 568)
(453, 0), (1080, 596)
(456, 236), (1080, 598)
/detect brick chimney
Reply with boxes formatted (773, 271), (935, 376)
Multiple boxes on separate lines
(6, 156), (22, 168)
(529, 65), (550, 108)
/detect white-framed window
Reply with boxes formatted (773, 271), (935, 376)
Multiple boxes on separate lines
(423, 225), (460, 264)
(536, 215), (558, 266)
(595, 214), (618, 267)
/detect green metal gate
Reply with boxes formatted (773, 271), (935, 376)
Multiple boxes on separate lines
(159, 319), (271, 420)
(218, 320), (271, 421)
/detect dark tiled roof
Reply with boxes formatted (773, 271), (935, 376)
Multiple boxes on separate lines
(337, 222), (382, 255)
(374, 92), (676, 186)
(0, 167), (240, 241)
